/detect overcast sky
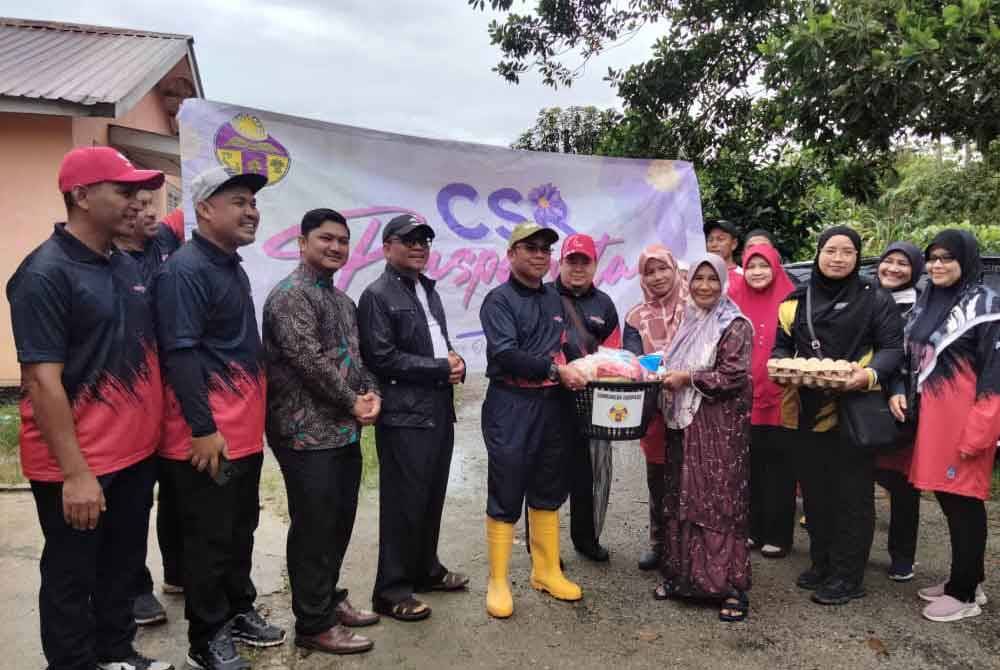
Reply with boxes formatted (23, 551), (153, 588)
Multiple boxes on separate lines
(3, 0), (660, 146)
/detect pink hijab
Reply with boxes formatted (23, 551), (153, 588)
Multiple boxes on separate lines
(625, 244), (688, 354)
(727, 243), (796, 425)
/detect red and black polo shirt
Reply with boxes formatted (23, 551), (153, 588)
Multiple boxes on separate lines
(154, 231), (265, 460)
(6, 223), (164, 481)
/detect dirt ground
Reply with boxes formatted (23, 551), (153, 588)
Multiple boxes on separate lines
(2, 376), (999, 670)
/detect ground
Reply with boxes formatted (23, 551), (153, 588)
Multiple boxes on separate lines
(1, 378), (999, 670)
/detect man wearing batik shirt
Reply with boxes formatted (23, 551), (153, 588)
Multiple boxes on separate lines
(114, 190), (186, 627)
(262, 209), (381, 655)
(154, 166), (284, 670)
(7, 146), (171, 670)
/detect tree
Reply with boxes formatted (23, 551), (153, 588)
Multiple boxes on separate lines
(512, 106), (622, 154)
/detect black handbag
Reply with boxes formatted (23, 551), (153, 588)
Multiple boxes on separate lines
(805, 287), (903, 450)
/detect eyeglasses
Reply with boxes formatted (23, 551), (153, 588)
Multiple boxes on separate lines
(926, 253), (957, 265)
(516, 243), (553, 256)
(390, 236), (433, 249)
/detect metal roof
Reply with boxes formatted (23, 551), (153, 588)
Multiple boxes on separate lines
(0, 17), (203, 117)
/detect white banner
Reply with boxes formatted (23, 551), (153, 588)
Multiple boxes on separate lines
(178, 100), (705, 371)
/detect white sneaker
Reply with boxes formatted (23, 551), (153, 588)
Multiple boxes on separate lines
(918, 581), (987, 606)
(922, 595), (983, 622)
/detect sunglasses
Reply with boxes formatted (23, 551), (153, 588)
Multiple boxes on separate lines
(926, 253), (957, 265)
(390, 236), (433, 249)
(516, 243), (553, 256)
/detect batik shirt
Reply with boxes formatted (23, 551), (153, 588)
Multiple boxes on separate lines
(263, 263), (379, 450)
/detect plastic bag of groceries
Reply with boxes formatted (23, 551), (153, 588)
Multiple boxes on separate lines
(568, 347), (645, 382)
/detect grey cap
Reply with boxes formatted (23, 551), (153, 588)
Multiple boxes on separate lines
(190, 166), (268, 206)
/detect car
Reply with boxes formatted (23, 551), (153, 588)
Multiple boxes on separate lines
(783, 255), (1000, 292)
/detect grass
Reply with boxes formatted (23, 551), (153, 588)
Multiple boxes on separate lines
(992, 466), (1000, 501)
(0, 402), (24, 486)
(360, 426), (378, 489)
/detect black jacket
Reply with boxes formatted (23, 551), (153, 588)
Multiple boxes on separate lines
(358, 264), (458, 428)
(549, 277), (621, 361)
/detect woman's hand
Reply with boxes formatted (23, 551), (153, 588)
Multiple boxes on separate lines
(888, 394), (907, 422)
(661, 370), (691, 391)
(843, 365), (871, 392)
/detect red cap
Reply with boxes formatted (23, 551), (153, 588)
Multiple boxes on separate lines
(561, 233), (597, 261)
(58, 146), (165, 193)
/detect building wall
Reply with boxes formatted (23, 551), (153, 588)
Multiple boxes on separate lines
(0, 114), (74, 385)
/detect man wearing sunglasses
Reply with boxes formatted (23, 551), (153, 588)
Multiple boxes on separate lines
(479, 222), (588, 619)
(358, 215), (468, 623)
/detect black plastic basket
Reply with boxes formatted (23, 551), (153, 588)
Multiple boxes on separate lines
(572, 380), (662, 441)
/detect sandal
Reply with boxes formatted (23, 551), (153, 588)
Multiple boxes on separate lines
(373, 596), (431, 622)
(416, 571), (469, 593)
(719, 591), (749, 622)
(652, 581), (675, 601)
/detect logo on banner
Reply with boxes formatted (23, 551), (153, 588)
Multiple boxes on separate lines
(214, 113), (291, 185)
(608, 404), (630, 423)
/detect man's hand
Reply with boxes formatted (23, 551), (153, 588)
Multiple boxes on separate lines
(448, 351), (465, 385)
(62, 469), (106, 530)
(558, 364), (587, 392)
(888, 394), (907, 422)
(356, 392), (381, 425)
(661, 370), (692, 391)
(190, 431), (228, 478)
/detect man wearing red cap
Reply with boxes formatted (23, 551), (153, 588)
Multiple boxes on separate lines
(550, 234), (621, 561)
(6, 146), (172, 670)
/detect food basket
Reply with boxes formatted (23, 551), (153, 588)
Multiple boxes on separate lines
(572, 380), (662, 441)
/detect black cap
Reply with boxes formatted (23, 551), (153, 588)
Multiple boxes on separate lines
(382, 214), (435, 242)
(703, 219), (740, 239)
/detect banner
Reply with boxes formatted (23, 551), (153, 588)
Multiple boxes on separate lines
(178, 99), (705, 371)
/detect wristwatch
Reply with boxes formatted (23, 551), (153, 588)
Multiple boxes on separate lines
(548, 362), (560, 382)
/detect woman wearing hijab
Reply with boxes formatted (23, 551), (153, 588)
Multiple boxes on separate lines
(890, 230), (1000, 622)
(652, 253), (753, 622)
(873, 242), (925, 582)
(729, 244), (797, 559)
(772, 225), (904, 606)
(623, 244), (687, 571)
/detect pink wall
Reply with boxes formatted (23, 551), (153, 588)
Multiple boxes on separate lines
(0, 114), (74, 385)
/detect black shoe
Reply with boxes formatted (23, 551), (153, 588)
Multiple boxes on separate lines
(231, 609), (286, 648)
(133, 592), (167, 626)
(187, 629), (249, 670)
(811, 579), (866, 605)
(574, 542), (610, 562)
(638, 549), (660, 571)
(97, 651), (173, 670)
(796, 567), (828, 591)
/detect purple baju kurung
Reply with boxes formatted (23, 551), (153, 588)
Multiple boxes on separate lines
(661, 318), (753, 598)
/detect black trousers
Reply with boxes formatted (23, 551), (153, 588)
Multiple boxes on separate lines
(31, 456), (156, 670)
(137, 456), (184, 594)
(481, 383), (568, 523)
(797, 429), (875, 585)
(749, 425), (796, 549)
(873, 467), (921, 565)
(163, 452), (263, 648)
(274, 443), (361, 635)
(373, 388), (454, 605)
(936, 491), (987, 603)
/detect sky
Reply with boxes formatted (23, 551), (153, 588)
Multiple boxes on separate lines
(1, 0), (660, 147)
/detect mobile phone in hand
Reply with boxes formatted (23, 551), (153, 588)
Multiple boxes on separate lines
(212, 453), (235, 486)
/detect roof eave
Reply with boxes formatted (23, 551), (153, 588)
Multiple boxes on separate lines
(113, 39), (193, 118)
(0, 94), (114, 117)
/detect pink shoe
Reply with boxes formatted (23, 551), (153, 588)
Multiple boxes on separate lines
(918, 582), (987, 606)
(922, 595), (982, 622)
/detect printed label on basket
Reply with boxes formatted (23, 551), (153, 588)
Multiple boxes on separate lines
(591, 389), (644, 429)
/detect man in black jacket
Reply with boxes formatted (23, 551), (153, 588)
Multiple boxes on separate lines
(551, 234), (621, 561)
(358, 215), (468, 622)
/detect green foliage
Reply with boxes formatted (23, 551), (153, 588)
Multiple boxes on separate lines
(513, 106), (622, 154)
(0, 403), (23, 486)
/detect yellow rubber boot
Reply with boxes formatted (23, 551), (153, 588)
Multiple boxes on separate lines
(527, 507), (582, 601)
(486, 517), (514, 618)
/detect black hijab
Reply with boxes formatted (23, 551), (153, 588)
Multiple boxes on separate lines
(878, 241), (925, 292)
(791, 225), (872, 360)
(908, 230), (982, 345)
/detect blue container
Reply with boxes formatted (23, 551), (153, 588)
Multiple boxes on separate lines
(638, 354), (663, 373)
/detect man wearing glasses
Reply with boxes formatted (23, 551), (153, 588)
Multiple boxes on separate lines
(358, 215), (468, 622)
(479, 222), (588, 619)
